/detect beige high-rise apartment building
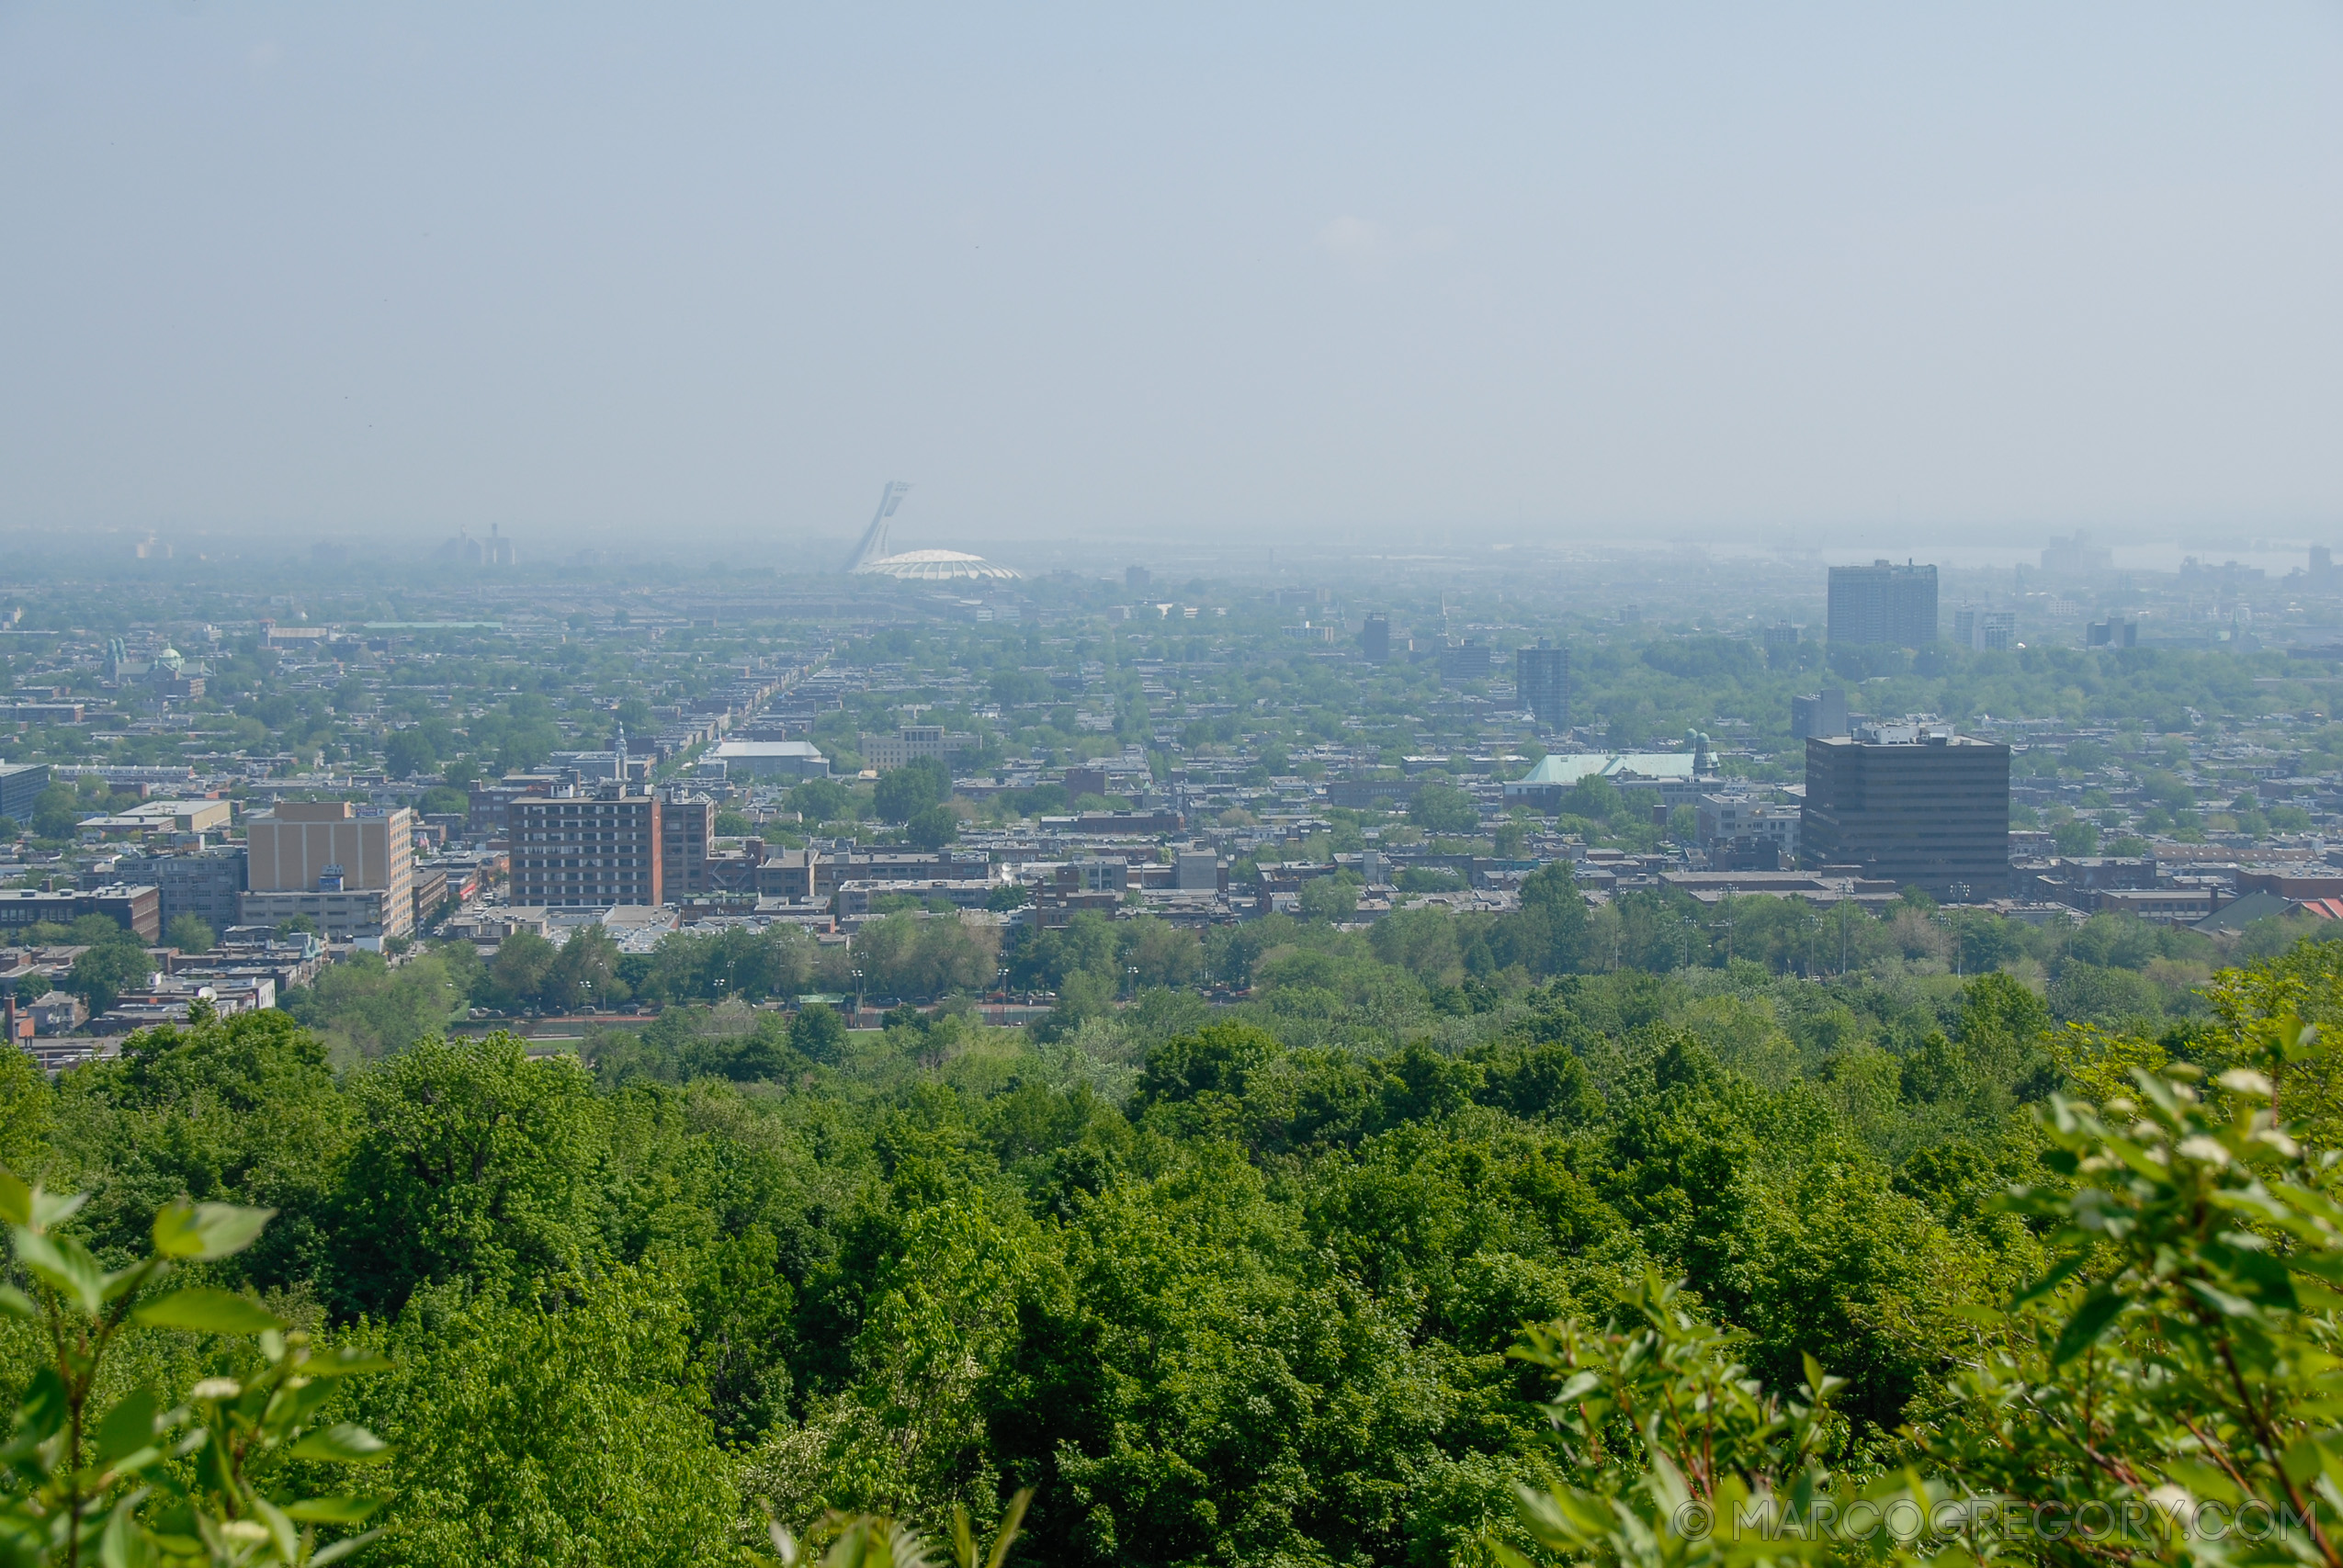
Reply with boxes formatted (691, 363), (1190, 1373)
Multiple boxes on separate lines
(241, 802), (416, 939)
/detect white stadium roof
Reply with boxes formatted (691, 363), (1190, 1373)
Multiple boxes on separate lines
(1502, 751), (1699, 795)
(850, 548), (1022, 581)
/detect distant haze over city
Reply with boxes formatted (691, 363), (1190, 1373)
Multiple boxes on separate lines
(3, 5), (2338, 547)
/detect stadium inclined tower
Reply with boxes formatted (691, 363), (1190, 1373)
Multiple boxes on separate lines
(843, 480), (1021, 581)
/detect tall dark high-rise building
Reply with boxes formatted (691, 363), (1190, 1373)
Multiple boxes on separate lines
(1362, 614), (1390, 662)
(0, 763), (50, 824)
(1801, 720), (2009, 897)
(660, 794), (714, 899)
(1827, 560), (1939, 647)
(1438, 640), (1493, 682)
(1517, 639), (1568, 730)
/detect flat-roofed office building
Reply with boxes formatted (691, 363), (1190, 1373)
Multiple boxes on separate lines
(855, 727), (966, 772)
(1827, 560), (1939, 647)
(248, 802), (413, 896)
(510, 786), (662, 908)
(0, 764), (51, 824)
(1801, 720), (2009, 897)
(1791, 689), (1849, 739)
(0, 885), (161, 942)
(114, 846), (248, 934)
(243, 801), (416, 938)
(660, 795), (714, 899)
(1517, 640), (1569, 730)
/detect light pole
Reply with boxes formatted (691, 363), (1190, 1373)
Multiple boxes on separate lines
(851, 967), (865, 1021)
(1126, 964), (1138, 1001)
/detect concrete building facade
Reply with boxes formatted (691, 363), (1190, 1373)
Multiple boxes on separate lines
(1791, 689), (1850, 739)
(1517, 640), (1569, 730)
(0, 763), (51, 824)
(510, 786), (662, 908)
(236, 888), (406, 942)
(0, 885), (161, 942)
(855, 727), (967, 772)
(1174, 851), (1223, 892)
(1827, 561), (1939, 648)
(1437, 641), (1493, 682)
(245, 802), (415, 937)
(1954, 608), (2018, 652)
(469, 773), (561, 840)
(114, 846), (248, 935)
(661, 795), (714, 899)
(1800, 722), (2010, 897)
(1696, 795), (1803, 862)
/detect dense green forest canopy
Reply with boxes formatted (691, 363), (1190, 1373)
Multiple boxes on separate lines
(9, 931), (2343, 1565)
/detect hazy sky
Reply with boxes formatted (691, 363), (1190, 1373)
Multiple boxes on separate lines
(3, 4), (2338, 551)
